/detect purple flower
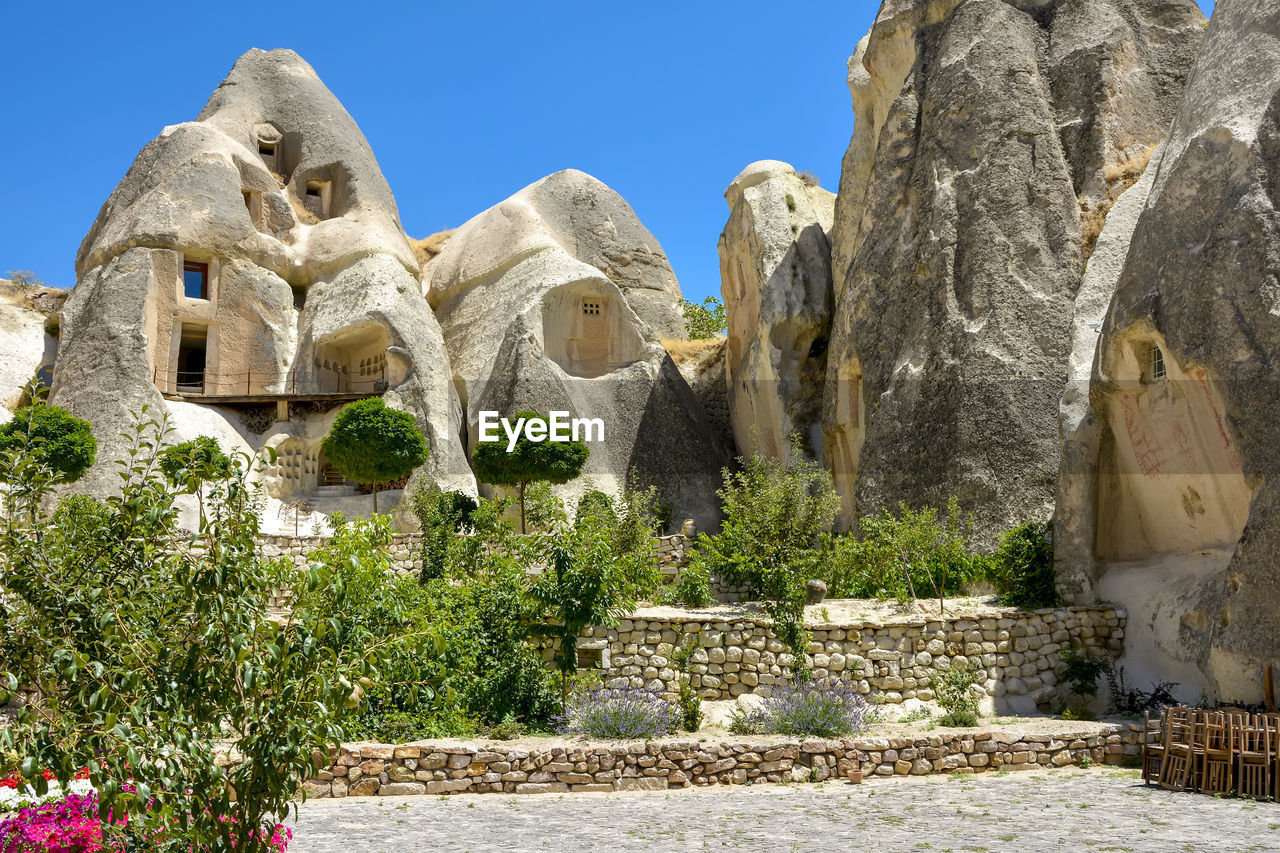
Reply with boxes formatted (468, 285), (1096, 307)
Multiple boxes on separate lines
(743, 679), (879, 737)
(555, 686), (680, 739)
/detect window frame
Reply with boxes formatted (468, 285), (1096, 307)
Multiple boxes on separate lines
(182, 260), (209, 301)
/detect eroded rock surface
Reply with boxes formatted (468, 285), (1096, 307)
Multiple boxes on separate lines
(823, 0), (1205, 535)
(55, 49), (473, 524)
(0, 280), (59, 420)
(425, 170), (727, 528)
(719, 161), (835, 461)
(1055, 0), (1280, 702)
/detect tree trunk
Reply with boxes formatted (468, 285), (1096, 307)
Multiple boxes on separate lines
(519, 481), (527, 534)
(373, 480), (379, 514)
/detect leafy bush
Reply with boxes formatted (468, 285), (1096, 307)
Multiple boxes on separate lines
(668, 561), (712, 607)
(0, 391), (96, 484)
(1104, 664), (1179, 716)
(0, 412), (368, 851)
(823, 498), (981, 608)
(935, 659), (982, 727)
(412, 486), (477, 581)
(679, 295), (727, 339)
(987, 521), (1057, 608)
(732, 679), (878, 737)
(329, 509), (557, 739)
(689, 436), (839, 671)
(530, 512), (638, 708)
(555, 687), (680, 739)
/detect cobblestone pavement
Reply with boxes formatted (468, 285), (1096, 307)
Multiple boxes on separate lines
(286, 768), (1280, 852)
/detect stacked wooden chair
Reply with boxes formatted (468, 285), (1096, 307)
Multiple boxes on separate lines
(1145, 705), (1279, 799)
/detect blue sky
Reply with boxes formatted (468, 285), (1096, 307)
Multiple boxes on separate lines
(1, 0), (1214, 304)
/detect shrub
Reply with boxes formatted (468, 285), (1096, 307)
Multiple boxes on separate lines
(0, 391), (96, 484)
(987, 521), (1057, 608)
(159, 435), (232, 525)
(673, 639), (702, 732)
(0, 412), (368, 851)
(689, 436), (839, 671)
(412, 487), (477, 581)
(669, 561), (712, 607)
(679, 296), (727, 339)
(529, 512), (637, 709)
(935, 659), (982, 727)
(823, 498), (980, 609)
(555, 687), (680, 739)
(321, 397), (429, 512)
(732, 679), (878, 738)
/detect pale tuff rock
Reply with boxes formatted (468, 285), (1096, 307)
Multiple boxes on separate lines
(719, 161), (835, 462)
(426, 170), (728, 528)
(823, 0), (1204, 536)
(1056, 0), (1280, 702)
(55, 48), (472, 520)
(0, 280), (59, 419)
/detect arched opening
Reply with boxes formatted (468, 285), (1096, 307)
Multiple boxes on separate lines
(542, 284), (643, 378)
(313, 322), (400, 394)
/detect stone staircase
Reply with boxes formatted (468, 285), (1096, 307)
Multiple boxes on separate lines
(314, 484), (356, 497)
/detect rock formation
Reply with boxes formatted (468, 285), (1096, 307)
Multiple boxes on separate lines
(719, 161), (835, 461)
(0, 279), (60, 421)
(55, 48), (473, 528)
(1056, 0), (1280, 702)
(822, 0), (1205, 535)
(424, 170), (728, 527)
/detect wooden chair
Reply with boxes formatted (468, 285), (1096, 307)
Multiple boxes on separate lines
(1237, 715), (1275, 800)
(1199, 712), (1233, 794)
(1159, 707), (1198, 792)
(1141, 710), (1166, 786)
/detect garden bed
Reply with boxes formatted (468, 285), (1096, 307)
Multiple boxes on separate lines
(283, 717), (1145, 799)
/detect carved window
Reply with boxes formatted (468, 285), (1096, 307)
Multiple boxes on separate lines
(582, 300), (602, 316)
(1151, 344), (1167, 382)
(183, 261), (209, 300)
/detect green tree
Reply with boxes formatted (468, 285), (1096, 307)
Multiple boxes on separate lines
(528, 513), (635, 710)
(0, 391), (96, 485)
(688, 435), (839, 676)
(680, 295), (727, 339)
(0, 413), (375, 851)
(986, 521), (1057, 609)
(159, 435), (233, 526)
(412, 486), (478, 582)
(470, 411), (589, 533)
(321, 397), (430, 513)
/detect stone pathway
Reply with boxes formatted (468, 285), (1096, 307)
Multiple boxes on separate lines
(286, 768), (1280, 852)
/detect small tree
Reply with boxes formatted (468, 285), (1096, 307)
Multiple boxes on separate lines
(529, 513), (634, 710)
(321, 398), (430, 513)
(470, 411), (588, 533)
(687, 434), (839, 674)
(680, 295), (727, 339)
(159, 435), (232, 527)
(0, 388), (96, 485)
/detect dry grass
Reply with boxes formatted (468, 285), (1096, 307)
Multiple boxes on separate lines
(410, 229), (456, 272)
(1080, 144), (1158, 262)
(662, 336), (725, 368)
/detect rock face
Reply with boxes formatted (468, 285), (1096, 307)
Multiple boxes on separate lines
(823, 0), (1205, 535)
(1056, 0), (1280, 702)
(0, 280), (59, 420)
(425, 170), (728, 527)
(719, 161), (835, 461)
(55, 49), (473, 526)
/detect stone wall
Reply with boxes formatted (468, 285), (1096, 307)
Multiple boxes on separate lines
(295, 723), (1144, 798)
(257, 532), (699, 579)
(256, 532), (423, 575)
(565, 606), (1124, 714)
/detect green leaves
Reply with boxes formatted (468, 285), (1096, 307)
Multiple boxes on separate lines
(321, 397), (429, 487)
(0, 389), (97, 484)
(679, 295), (727, 340)
(0, 411), (373, 851)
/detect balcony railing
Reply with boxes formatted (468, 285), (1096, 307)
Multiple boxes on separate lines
(154, 366), (389, 398)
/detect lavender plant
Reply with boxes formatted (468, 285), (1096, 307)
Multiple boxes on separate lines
(555, 686), (681, 739)
(732, 679), (879, 738)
